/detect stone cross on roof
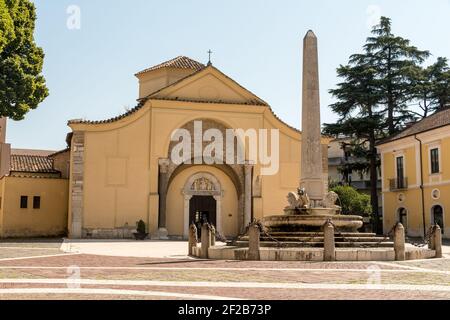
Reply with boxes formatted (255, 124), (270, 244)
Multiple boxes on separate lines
(207, 49), (213, 66)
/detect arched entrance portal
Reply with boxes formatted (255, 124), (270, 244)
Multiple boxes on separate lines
(432, 205), (444, 233)
(183, 172), (223, 239)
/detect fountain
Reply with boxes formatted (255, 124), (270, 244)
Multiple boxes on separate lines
(199, 30), (437, 261)
(263, 188), (364, 234)
(262, 30), (364, 235)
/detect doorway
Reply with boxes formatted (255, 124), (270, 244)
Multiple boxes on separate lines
(189, 196), (217, 238)
(397, 208), (408, 233)
(432, 205), (444, 233)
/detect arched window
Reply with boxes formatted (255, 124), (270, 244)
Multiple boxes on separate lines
(432, 205), (444, 233)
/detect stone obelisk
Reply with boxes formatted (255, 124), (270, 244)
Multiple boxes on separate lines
(300, 30), (324, 205)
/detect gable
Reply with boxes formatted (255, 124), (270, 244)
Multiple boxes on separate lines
(148, 66), (268, 106)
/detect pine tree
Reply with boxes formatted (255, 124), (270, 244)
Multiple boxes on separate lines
(324, 55), (384, 233)
(430, 57), (450, 111)
(410, 57), (450, 118)
(0, 0), (48, 120)
(363, 17), (429, 135)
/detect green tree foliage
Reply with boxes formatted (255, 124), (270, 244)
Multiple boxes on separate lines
(0, 0), (48, 120)
(362, 17), (429, 135)
(410, 57), (450, 118)
(324, 49), (383, 231)
(324, 16), (441, 233)
(331, 185), (372, 217)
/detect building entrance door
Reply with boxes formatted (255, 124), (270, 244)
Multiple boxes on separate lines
(432, 205), (444, 234)
(189, 196), (217, 238)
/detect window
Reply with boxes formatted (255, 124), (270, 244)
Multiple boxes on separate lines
(430, 148), (440, 174)
(33, 196), (41, 209)
(396, 156), (406, 188)
(20, 196), (28, 209)
(396, 156), (404, 180)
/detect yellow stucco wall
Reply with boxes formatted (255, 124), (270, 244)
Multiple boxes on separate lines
(68, 65), (332, 238)
(0, 177), (68, 238)
(379, 127), (450, 238)
(82, 111), (151, 231)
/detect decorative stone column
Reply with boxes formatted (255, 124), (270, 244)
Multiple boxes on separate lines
(210, 225), (216, 247)
(394, 223), (406, 261)
(434, 225), (442, 258)
(323, 221), (336, 261)
(183, 194), (193, 239)
(156, 158), (170, 240)
(244, 162), (254, 231)
(70, 132), (85, 239)
(201, 223), (211, 259)
(213, 195), (222, 236)
(248, 224), (261, 261)
(188, 223), (198, 256)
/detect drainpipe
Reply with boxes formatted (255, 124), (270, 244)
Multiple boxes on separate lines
(414, 135), (427, 239)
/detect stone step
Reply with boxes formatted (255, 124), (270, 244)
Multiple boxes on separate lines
(266, 232), (378, 237)
(238, 236), (388, 242)
(232, 241), (394, 248)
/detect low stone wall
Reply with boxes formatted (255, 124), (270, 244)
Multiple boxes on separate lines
(82, 227), (136, 239)
(204, 245), (436, 262)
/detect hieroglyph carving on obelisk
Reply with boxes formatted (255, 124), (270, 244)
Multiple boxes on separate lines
(300, 30), (324, 203)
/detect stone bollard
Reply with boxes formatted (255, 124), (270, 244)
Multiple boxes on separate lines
(188, 223), (198, 256)
(210, 225), (216, 247)
(434, 225), (442, 259)
(201, 223), (212, 259)
(248, 224), (261, 261)
(323, 221), (336, 262)
(394, 223), (406, 261)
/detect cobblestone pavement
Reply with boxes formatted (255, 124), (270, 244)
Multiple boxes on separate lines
(0, 240), (449, 300)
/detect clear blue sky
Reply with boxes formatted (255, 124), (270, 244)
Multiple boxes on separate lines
(8, 0), (450, 150)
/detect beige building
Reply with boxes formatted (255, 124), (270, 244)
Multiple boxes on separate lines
(67, 56), (329, 239)
(378, 108), (450, 238)
(0, 55), (330, 240)
(0, 118), (69, 238)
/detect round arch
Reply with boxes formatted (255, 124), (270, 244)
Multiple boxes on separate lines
(163, 117), (239, 160)
(396, 207), (409, 233)
(431, 204), (445, 233)
(182, 172), (223, 238)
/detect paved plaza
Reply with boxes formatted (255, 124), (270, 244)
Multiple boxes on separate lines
(0, 239), (449, 300)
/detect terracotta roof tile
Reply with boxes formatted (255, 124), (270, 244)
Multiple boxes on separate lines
(135, 56), (205, 76)
(379, 108), (450, 145)
(10, 154), (59, 174)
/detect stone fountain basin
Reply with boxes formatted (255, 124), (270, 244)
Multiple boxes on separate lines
(263, 214), (364, 233)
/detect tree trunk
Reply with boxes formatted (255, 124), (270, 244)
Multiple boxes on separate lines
(369, 134), (380, 234)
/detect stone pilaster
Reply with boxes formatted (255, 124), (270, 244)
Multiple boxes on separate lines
(156, 158), (170, 239)
(70, 132), (85, 239)
(244, 162), (254, 230)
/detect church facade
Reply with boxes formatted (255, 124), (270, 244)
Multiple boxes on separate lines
(0, 55), (330, 240)
(67, 56), (329, 239)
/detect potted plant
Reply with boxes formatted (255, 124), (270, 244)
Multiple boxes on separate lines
(133, 220), (149, 240)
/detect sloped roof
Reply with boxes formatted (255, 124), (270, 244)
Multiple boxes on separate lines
(11, 149), (56, 157)
(378, 108), (450, 145)
(147, 65), (269, 106)
(10, 154), (59, 174)
(135, 56), (205, 76)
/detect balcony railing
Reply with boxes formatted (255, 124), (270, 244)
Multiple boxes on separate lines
(389, 178), (408, 191)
